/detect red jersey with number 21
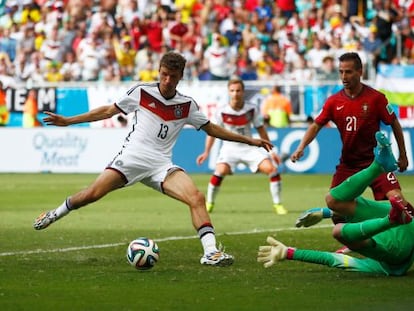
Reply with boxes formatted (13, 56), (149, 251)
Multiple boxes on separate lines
(315, 84), (396, 168)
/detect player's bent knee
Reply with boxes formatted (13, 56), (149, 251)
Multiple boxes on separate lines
(332, 224), (343, 240)
(188, 190), (205, 209)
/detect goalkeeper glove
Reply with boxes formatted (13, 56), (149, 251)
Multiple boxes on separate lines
(257, 236), (288, 268)
(295, 207), (332, 228)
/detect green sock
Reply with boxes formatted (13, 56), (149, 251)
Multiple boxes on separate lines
(341, 216), (393, 242)
(330, 161), (383, 201)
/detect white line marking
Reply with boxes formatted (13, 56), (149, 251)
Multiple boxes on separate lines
(0, 225), (333, 257)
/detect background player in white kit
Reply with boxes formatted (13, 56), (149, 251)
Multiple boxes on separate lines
(196, 78), (287, 215)
(33, 52), (274, 266)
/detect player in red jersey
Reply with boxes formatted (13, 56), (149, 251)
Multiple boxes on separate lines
(291, 52), (408, 230)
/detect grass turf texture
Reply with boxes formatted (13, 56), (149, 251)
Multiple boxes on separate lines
(1, 173), (414, 311)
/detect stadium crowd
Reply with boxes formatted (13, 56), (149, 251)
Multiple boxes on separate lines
(0, 0), (413, 87)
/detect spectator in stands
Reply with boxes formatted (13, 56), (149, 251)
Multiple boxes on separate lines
(101, 63), (121, 82)
(267, 42), (285, 74)
(71, 22), (87, 56)
(113, 13), (128, 39)
(34, 29), (46, 52)
(241, 21), (256, 50)
(247, 36), (264, 64)
(181, 18), (201, 55)
(315, 55), (338, 81)
(90, 6), (115, 33)
(50, 1), (65, 26)
(99, 45), (121, 82)
(141, 11), (164, 53)
(372, 0), (403, 62)
(174, 0), (197, 24)
(261, 85), (292, 128)
(0, 3), (17, 29)
(40, 25), (62, 62)
(21, 51), (47, 83)
(58, 19), (77, 61)
(256, 52), (275, 80)
(168, 10), (189, 50)
(400, 23), (414, 64)
(362, 25), (383, 68)
(284, 39), (302, 72)
(0, 53), (16, 89)
(113, 35), (136, 81)
(328, 35), (347, 66)
(277, 0), (296, 19)
(45, 60), (64, 82)
(13, 51), (28, 82)
(174, 40), (199, 81)
(0, 28), (18, 62)
(136, 59), (158, 82)
(128, 15), (142, 51)
(224, 20), (242, 54)
(240, 59), (258, 81)
(362, 25), (382, 54)
(21, 0), (41, 25)
(19, 24), (36, 56)
(0, 0), (409, 83)
(306, 38), (329, 70)
(77, 29), (105, 81)
(202, 32), (233, 80)
(60, 50), (82, 81)
(0, 51), (13, 75)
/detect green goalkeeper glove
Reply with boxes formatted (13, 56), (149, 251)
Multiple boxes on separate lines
(295, 207), (333, 228)
(257, 236), (288, 268)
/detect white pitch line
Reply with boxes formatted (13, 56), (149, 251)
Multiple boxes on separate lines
(0, 224), (333, 257)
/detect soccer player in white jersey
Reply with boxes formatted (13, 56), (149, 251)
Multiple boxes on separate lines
(196, 78), (287, 215)
(33, 52), (274, 266)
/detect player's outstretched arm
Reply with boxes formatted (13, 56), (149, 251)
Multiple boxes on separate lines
(257, 237), (393, 275)
(196, 135), (216, 165)
(290, 122), (322, 162)
(43, 104), (121, 126)
(202, 122), (273, 152)
(257, 236), (288, 268)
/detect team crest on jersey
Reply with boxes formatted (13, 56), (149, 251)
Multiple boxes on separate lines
(386, 103), (394, 115)
(174, 105), (183, 119)
(362, 103), (369, 115)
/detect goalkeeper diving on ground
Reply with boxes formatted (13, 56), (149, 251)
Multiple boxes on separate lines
(258, 132), (414, 276)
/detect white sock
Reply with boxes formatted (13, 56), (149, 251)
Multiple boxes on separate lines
(270, 180), (281, 204)
(54, 199), (71, 219)
(201, 232), (218, 254)
(207, 183), (220, 204)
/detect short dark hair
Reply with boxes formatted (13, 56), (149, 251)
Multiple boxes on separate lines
(159, 51), (186, 75)
(227, 76), (245, 90)
(272, 85), (281, 93)
(338, 52), (362, 70)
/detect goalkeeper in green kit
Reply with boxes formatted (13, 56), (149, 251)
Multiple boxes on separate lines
(258, 132), (414, 276)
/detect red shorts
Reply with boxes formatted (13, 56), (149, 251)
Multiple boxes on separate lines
(331, 165), (401, 201)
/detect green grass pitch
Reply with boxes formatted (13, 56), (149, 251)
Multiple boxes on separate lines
(1, 173), (414, 311)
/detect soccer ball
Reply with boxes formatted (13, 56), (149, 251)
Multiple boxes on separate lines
(126, 237), (160, 270)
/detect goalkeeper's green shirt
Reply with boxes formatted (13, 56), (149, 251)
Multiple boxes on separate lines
(293, 222), (414, 276)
